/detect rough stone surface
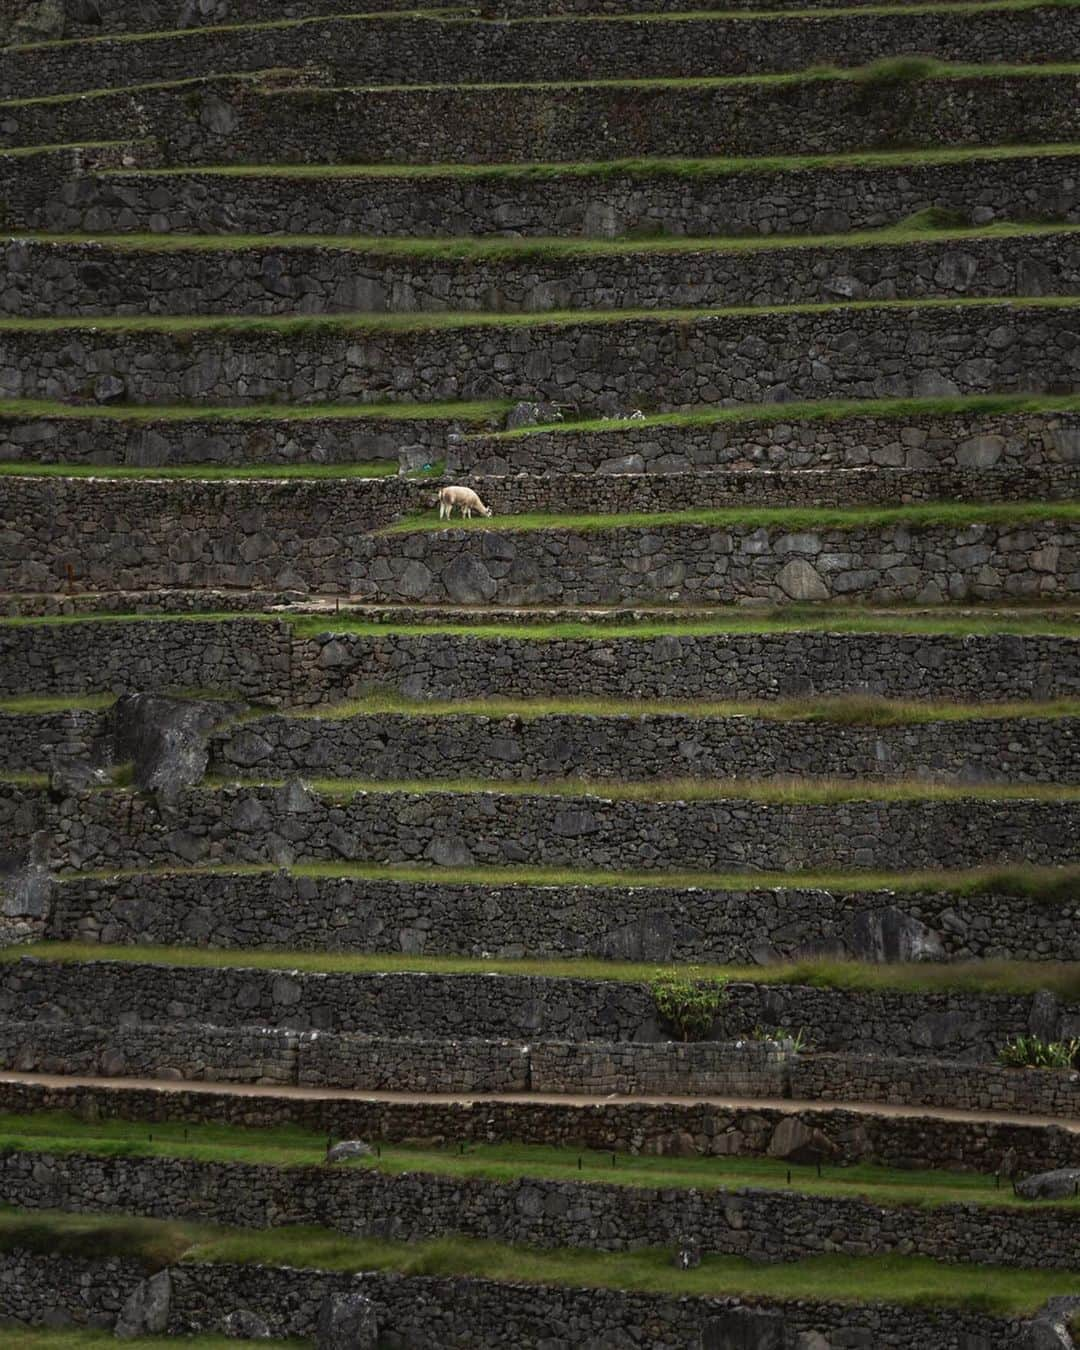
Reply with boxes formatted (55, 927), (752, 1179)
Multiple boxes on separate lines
(114, 1271), (171, 1339)
(1015, 1168), (1080, 1200)
(316, 1292), (377, 1350)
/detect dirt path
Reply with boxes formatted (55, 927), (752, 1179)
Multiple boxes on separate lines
(1, 1069), (1075, 1132)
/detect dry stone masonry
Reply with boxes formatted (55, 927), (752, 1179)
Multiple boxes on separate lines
(3, 0), (1080, 1339)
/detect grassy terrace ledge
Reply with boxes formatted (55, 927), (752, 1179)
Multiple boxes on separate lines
(0, 1113), (1076, 1208)
(3, 293), (1080, 333)
(9, 944), (1080, 996)
(3, 1210), (1080, 1316)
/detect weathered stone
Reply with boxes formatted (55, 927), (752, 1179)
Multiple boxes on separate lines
(776, 558), (829, 601)
(114, 1271), (171, 1339)
(111, 693), (239, 802)
(1015, 1168), (1080, 1200)
(316, 1291), (378, 1350)
(326, 1138), (374, 1163)
(849, 907), (945, 963)
(223, 1309), (271, 1338)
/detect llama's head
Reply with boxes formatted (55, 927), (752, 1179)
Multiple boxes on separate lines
(480, 503), (493, 517)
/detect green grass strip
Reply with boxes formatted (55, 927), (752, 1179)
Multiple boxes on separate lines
(0, 396), (508, 423)
(0, 139), (146, 158)
(5, 691), (1078, 724)
(289, 692), (1080, 724)
(8, 769), (1078, 803)
(377, 501), (1080, 535)
(102, 140), (1080, 180)
(13, 217), (1080, 257)
(491, 391), (1080, 437)
(0, 461), (408, 481)
(11, 942), (1080, 999)
(2, 294), (1079, 334)
(189, 772), (1080, 802)
(0, 1332), (297, 1350)
(58, 858), (1080, 901)
(2, 605), (1076, 639)
(0, 1111), (1072, 1209)
(3, 1211), (1079, 1316)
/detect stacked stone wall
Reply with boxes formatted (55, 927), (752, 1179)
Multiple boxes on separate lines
(6, 230), (1080, 317)
(458, 409), (1080, 475)
(15, 151), (1080, 241)
(45, 871), (1080, 965)
(5, 73), (1080, 164)
(4, 957), (1078, 1060)
(2, 620), (1077, 703)
(16, 150), (1080, 239)
(3, 1148), (1076, 1266)
(4, 781), (1079, 874)
(0, 1251), (1029, 1350)
(0, 410), (467, 465)
(6, 9), (1077, 98)
(3, 303), (1076, 410)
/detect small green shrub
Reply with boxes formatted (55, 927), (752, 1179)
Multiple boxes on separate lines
(650, 968), (726, 1042)
(998, 1035), (1080, 1070)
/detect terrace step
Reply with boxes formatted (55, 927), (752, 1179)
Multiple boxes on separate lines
(7, 7), (1077, 99)
(15, 145), (1080, 239)
(3, 955), (1079, 1064)
(4, 1069), (1079, 1168)
(3, 613), (1077, 703)
(3, 300), (1077, 411)
(31, 865), (1080, 963)
(7, 226), (1080, 318)
(0, 0), (1012, 44)
(5, 778), (1080, 872)
(11, 500), (1065, 606)
(7, 698), (1079, 783)
(5, 67), (1080, 163)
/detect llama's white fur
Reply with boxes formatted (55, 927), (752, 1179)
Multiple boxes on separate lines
(436, 485), (493, 520)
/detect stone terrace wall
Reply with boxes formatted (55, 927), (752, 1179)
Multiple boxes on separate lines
(0, 0), (1013, 42)
(0, 1253), (1029, 1350)
(4, 956), (1079, 1060)
(7, 781), (1080, 874)
(458, 410), (1080, 475)
(3, 621), (1077, 703)
(0, 707), (103, 770)
(22, 151), (1080, 239)
(209, 710), (1080, 785)
(47, 871), (1080, 965)
(256, 521), (1080, 608)
(0, 618), (292, 701)
(7, 9), (1077, 97)
(5, 73), (1080, 164)
(3, 1073), (1077, 1175)
(791, 1053), (1080, 1119)
(9, 475), (1080, 598)
(0, 1022), (793, 1098)
(3, 303), (1076, 410)
(0, 411), (470, 465)
(5, 1148), (1076, 1267)
(7, 232), (1080, 319)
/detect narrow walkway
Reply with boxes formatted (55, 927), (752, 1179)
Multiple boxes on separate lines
(1, 1070), (1075, 1133)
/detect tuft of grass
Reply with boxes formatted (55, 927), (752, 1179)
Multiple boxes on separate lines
(1, 1211), (1079, 1316)
(8, 942), (1080, 999)
(376, 500), (1080, 535)
(0, 694), (114, 714)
